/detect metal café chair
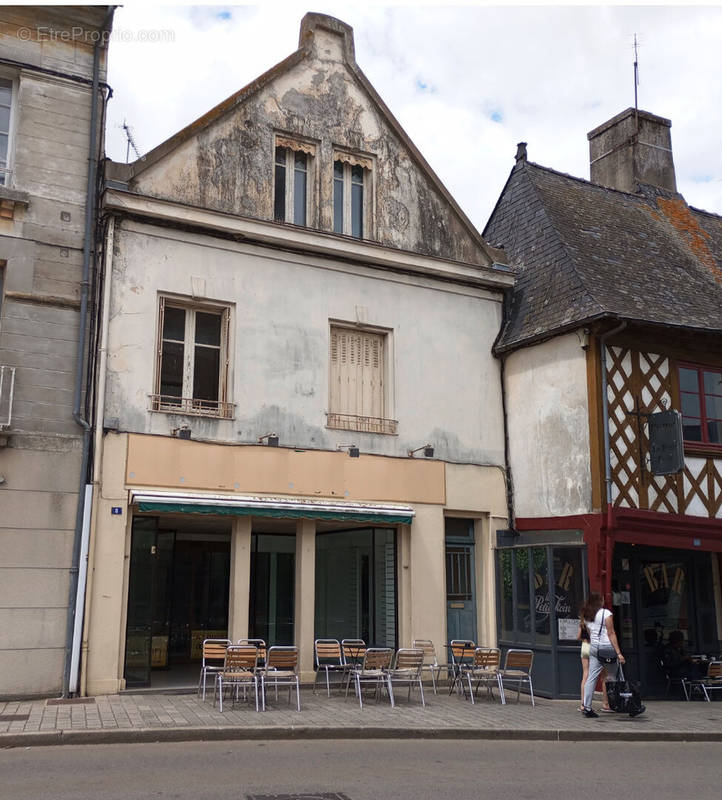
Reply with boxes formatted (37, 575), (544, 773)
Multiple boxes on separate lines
(260, 645), (301, 712)
(238, 638), (266, 667)
(461, 647), (506, 705)
(341, 638), (367, 669)
(197, 638), (230, 701)
(412, 639), (442, 694)
(313, 639), (346, 696)
(499, 648), (535, 706)
(386, 648), (426, 707)
(345, 647), (394, 708)
(684, 660), (722, 702)
(214, 644), (259, 712)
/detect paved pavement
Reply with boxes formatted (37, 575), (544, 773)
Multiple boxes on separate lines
(1, 684), (721, 748)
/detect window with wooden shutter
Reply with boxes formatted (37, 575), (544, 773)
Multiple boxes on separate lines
(151, 296), (234, 419)
(327, 325), (396, 435)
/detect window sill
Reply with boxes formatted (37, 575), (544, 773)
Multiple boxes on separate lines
(683, 442), (722, 459)
(0, 185), (29, 220)
(326, 412), (397, 435)
(150, 395), (234, 420)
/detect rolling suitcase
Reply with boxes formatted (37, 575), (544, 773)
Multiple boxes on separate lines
(605, 663), (645, 717)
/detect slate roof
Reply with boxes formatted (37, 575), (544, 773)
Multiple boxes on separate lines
(484, 160), (722, 353)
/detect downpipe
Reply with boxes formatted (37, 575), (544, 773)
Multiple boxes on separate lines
(62, 10), (112, 697)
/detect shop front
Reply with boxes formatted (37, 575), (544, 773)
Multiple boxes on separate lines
(82, 432), (506, 696)
(495, 530), (588, 699)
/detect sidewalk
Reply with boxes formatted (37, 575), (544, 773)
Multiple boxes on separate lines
(1, 687), (721, 748)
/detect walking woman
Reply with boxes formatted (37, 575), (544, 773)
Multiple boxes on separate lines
(578, 602), (610, 712)
(581, 592), (624, 718)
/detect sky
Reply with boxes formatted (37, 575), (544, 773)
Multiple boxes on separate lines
(104, 2), (722, 233)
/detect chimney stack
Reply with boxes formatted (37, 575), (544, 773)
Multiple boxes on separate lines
(587, 108), (677, 193)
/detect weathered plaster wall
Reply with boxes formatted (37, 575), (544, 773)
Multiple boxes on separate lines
(105, 221), (506, 466)
(505, 332), (592, 518)
(130, 25), (488, 266)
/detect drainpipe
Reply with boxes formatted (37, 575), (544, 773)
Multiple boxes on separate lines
(63, 9), (113, 697)
(79, 215), (115, 697)
(599, 320), (627, 597)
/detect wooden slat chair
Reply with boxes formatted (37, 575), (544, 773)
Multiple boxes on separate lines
(685, 660), (722, 702)
(260, 646), (300, 712)
(386, 648), (425, 707)
(345, 647), (394, 708)
(499, 648), (535, 706)
(412, 639), (441, 694)
(238, 638), (266, 668)
(313, 639), (346, 696)
(462, 647), (506, 705)
(214, 644), (259, 712)
(197, 638), (230, 701)
(341, 638), (366, 669)
(448, 640), (476, 696)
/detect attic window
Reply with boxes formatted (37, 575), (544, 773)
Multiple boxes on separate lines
(333, 150), (373, 239)
(274, 136), (315, 227)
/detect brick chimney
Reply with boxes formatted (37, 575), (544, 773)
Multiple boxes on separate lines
(587, 108), (677, 193)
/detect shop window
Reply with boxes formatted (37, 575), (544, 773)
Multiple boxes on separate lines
(326, 323), (397, 435)
(679, 363), (722, 445)
(151, 296), (233, 419)
(274, 136), (315, 227)
(333, 151), (372, 239)
(314, 528), (396, 648)
(496, 544), (586, 646)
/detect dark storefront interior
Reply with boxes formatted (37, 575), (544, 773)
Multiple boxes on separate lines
(612, 544), (720, 697)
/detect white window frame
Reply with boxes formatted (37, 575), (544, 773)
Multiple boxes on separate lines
(333, 150), (374, 239)
(151, 295), (234, 419)
(273, 135), (316, 227)
(326, 321), (396, 435)
(0, 70), (19, 188)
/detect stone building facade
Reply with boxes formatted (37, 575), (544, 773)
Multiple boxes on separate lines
(0, 7), (113, 697)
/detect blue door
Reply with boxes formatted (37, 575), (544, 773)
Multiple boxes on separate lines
(445, 518), (477, 643)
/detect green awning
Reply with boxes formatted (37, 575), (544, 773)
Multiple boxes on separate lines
(131, 491), (414, 525)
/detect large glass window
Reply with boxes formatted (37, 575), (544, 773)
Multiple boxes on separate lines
(496, 544), (586, 646)
(679, 364), (722, 445)
(314, 528), (396, 648)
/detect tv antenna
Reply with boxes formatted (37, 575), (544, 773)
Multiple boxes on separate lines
(122, 120), (142, 163)
(633, 34), (640, 112)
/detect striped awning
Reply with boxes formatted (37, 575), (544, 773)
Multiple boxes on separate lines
(130, 490), (415, 525)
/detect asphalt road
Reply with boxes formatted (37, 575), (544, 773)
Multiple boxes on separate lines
(1, 739), (718, 799)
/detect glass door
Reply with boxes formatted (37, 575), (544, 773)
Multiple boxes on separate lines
(250, 533), (295, 646)
(124, 519), (174, 687)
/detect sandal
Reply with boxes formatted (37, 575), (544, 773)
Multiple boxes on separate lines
(601, 706), (615, 713)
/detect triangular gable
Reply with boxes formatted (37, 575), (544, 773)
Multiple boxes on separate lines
(112, 13), (498, 267)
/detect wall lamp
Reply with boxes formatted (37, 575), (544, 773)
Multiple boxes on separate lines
(408, 444), (434, 458)
(171, 424), (192, 440)
(258, 432), (279, 446)
(337, 443), (360, 458)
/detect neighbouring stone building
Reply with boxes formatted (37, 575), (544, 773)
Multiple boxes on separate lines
(0, 6), (114, 697)
(485, 108), (722, 698)
(81, 13), (516, 695)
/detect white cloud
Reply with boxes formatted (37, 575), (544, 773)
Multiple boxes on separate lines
(105, 3), (722, 230)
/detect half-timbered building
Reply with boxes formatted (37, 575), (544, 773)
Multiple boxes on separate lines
(485, 108), (722, 697)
